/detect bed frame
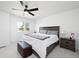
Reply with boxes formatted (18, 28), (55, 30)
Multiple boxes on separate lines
(33, 26), (60, 58)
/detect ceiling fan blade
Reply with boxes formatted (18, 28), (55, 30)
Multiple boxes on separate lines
(28, 8), (39, 11)
(12, 8), (23, 11)
(20, 1), (24, 6)
(28, 11), (34, 16)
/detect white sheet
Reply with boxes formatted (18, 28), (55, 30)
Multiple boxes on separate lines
(21, 33), (59, 58)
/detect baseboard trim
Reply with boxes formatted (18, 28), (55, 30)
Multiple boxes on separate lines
(76, 48), (79, 51)
(0, 46), (6, 48)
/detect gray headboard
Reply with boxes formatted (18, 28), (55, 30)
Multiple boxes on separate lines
(39, 26), (60, 38)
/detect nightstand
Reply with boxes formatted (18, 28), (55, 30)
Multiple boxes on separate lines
(60, 38), (75, 52)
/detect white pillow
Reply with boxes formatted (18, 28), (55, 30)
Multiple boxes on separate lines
(40, 30), (47, 34)
(47, 31), (58, 35)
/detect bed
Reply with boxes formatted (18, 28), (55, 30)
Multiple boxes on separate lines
(22, 26), (60, 58)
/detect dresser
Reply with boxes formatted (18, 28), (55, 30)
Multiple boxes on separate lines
(60, 38), (75, 52)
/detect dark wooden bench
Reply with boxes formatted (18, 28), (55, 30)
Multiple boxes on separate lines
(17, 41), (32, 58)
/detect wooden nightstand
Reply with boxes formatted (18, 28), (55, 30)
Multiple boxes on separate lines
(60, 38), (75, 52)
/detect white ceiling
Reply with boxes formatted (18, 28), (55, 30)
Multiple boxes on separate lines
(0, 1), (79, 20)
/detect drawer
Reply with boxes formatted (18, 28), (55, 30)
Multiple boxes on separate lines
(60, 43), (74, 49)
(60, 42), (74, 48)
(61, 40), (74, 45)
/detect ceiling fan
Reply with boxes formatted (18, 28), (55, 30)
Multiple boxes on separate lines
(12, 1), (39, 16)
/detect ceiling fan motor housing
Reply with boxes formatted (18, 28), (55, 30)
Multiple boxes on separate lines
(24, 9), (28, 12)
(25, 5), (28, 8)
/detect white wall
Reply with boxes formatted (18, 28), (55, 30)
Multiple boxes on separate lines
(0, 10), (36, 46)
(35, 8), (79, 49)
(10, 14), (36, 42)
(0, 11), (10, 47)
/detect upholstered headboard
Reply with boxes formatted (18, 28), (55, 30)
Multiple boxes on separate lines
(39, 26), (60, 38)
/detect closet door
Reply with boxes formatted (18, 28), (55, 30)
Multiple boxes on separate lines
(0, 11), (10, 47)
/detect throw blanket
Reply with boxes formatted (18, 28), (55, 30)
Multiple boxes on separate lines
(24, 33), (50, 40)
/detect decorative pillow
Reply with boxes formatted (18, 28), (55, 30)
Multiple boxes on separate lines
(40, 30), (47, 34)
(47, 31), (58, 35)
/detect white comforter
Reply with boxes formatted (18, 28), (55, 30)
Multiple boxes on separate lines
(21, 33), (59, 58)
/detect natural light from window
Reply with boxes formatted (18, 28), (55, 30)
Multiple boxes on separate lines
(17, 22), (30, 32)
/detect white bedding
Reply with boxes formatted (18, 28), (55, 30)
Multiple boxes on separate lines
(24, 33), (50, 40)
(21, 33), (59, 58)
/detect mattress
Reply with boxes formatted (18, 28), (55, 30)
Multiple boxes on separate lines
(21, 33), (59, 58)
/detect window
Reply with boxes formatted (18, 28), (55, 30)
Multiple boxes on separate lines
(17, 22), (30, 32)
(25, 23), (30, 31)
